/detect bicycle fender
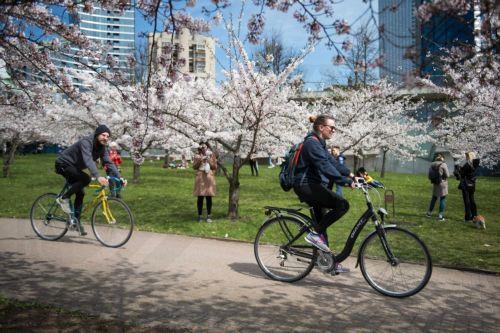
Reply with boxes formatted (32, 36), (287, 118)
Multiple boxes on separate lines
(355, 224), (397, 268)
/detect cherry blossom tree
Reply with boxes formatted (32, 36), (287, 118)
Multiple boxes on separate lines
(312, 81), (431, 176)
(157, 35), (310, 219)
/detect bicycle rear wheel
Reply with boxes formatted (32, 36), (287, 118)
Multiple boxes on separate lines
(254, 216), (317, 282)
(91, 198), (134, 248)
(30, 193), (68, 241)
(359, 226), (432, 297)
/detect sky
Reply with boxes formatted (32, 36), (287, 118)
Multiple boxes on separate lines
(135, 0), (379, 89)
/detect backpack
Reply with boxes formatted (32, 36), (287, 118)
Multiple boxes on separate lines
(279, 136), (319, 191)
(429, 163), (443, 185)
(279, 142), (305, 191)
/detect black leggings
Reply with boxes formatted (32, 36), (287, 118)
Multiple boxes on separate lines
(55, 161), (91, 218)
(293, 183), (350, 236)
(197, 196), (213, 216)
(461, 187), (477, 221)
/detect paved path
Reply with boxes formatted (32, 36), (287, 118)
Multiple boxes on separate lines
(0, 218), (499, 332)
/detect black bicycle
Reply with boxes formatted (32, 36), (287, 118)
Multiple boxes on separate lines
(254, 180), (432, 298)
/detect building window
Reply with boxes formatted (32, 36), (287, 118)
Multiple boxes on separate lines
(189, 43), (206, 73)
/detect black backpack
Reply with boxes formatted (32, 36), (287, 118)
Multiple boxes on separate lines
(279, 142), (305, 191)
(429, 163), (443, 185)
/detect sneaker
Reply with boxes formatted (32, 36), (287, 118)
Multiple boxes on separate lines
(437, 215), (445, 221)
(425, 212), (432, 218)
(305, 232), (330, 252)
(332, 263), (350, 274)
(56, 197), (72, 214)
(79, 225), (87, 236)
(206, 215), (213, 223)
(197, 215), (203, 223)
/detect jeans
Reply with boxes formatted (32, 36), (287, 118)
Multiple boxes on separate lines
(428, 195), (446, 216)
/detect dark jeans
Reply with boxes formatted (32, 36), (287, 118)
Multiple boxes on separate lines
(428, 195), (446, 216)
(197, 196), (213, 216)
(293, 183), (350, 236)
(55, 161), (91, 219)
(461, 188), (477, 221)
(250, 160), (259, 176)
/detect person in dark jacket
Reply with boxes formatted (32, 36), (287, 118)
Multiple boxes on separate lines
(293, 115), (354, 259)
(454, 152), (480, 222)
(55, 125), (126, 235)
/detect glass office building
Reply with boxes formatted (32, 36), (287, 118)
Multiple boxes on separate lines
(50, 2), (135, 87)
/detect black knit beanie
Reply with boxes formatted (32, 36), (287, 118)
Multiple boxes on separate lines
(94, 124), (111, 138)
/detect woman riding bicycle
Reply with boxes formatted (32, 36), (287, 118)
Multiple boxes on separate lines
(293, 115), (355, 253)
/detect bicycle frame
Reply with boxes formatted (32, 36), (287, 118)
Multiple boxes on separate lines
(56, 182), (117, 224)
(267, 184), (394, 265)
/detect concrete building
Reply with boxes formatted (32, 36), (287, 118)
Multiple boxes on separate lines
(147, 29), (215, 82)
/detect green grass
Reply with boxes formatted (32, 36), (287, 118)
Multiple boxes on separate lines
(1, 154), (499, 272)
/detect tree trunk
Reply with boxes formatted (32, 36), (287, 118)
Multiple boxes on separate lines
(353, 155), (359, 172)
(3, 138), (19, 178)
(227, 157), (241, 220)
(381, 149), (388, 178)
(133, 162), (141, 183)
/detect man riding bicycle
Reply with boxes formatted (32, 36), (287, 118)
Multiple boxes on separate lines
(55, 125), (126, 235)
(293, 115), (355, 257)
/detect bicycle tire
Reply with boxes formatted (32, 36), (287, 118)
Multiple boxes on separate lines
(254, 216), (317, 282)
(359, 226), (432, 298)
(91, 197), (134, 248)
(30, 193), (68, 241)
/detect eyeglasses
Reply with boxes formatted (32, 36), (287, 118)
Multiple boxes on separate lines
(323, 125), (336, 131)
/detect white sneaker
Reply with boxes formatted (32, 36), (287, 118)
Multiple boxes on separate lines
(56, 197), (71, 214)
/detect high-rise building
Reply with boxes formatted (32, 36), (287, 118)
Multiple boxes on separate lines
(379, 0), (477, 85)
(48, 2), (135, 87)
(147, 29), (215, 82)
(378, 0), (418, 84)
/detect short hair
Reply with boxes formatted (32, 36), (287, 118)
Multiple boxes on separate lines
(434, 153), (444, 162)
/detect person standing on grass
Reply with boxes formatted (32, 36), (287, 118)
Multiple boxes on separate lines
(193, 142), (217, 223)
(330, 146), (345, 196)
(426, 154), (449, 221)
(106, 141), (123, 198)
(249, 153), (259, 176)
(454, 152), (480, 223)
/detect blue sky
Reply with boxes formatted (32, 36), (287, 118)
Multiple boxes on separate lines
(135, 0), (378, 89)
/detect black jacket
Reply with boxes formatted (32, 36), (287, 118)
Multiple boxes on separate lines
(56, 134), (120, 178)
(293, 132), (352, 187)
(454, 159), (479, 189)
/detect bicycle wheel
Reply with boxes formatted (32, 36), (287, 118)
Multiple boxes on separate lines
(91, 197), (134, 248)
(254, 216), (317, 282)
(30, 193), (68, 241)
(359, 226), (432, 298)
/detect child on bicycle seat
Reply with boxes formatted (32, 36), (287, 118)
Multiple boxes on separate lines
(356, 167), (383, 188)
(293, 115), (355, 271)
(54, 125), (127, 235)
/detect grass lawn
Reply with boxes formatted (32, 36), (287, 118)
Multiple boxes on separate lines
(1, 154), (499, 272)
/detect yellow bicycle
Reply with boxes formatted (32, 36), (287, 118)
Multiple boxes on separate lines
(30, 177), (134, 248)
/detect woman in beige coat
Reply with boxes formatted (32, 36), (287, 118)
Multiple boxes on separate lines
(426, 154), (449, 221)
(193, 142), (217, 222)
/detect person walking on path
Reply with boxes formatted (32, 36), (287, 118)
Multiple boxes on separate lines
(426, 154), (449, 221)
(330, 146), (345, 196)
(193, 142), (217, 223)
(454, 152), (480, 223)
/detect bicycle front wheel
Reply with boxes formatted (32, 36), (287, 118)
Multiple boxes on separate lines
(254, 216), (317, 282)
(359, 226), (432, 298)
(30, 193), (68, 241)
(91, 198), (134, 248)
